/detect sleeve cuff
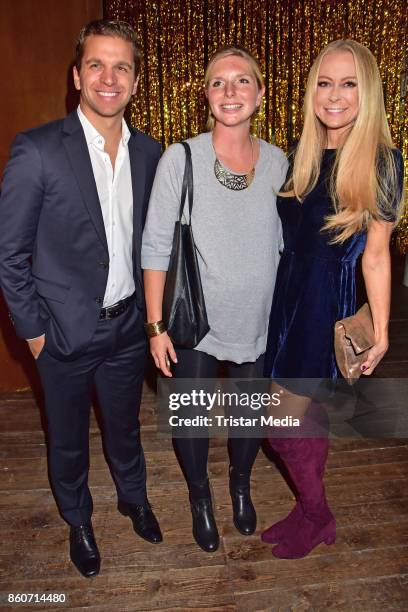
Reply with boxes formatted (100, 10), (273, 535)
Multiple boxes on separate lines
(141, 254), (170, 271)
(13, 317), (46, 341)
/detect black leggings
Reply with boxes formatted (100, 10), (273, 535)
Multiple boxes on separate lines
(171, 348), (264, 488)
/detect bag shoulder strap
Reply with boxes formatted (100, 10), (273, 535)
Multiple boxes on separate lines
(179, 141), (194, 224)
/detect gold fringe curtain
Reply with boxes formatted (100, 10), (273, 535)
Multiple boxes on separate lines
(105, 0), (408, 252)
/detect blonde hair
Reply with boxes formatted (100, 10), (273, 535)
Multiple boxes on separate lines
(282, 39), (404, 243)
(204, 46), (264, 131)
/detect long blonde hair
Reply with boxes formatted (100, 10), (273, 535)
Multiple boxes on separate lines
(282, 39), (404, 243)
(204, 46), (264, 131)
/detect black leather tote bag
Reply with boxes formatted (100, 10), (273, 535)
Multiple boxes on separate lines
(162, 142), (210, 348)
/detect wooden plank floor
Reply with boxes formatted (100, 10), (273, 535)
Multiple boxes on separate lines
(0, 255), (407, 611)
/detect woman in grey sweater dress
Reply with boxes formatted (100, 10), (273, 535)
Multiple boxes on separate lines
(142, 47), (287, 552)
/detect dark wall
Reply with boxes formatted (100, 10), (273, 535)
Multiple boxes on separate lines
(0, 0), (103, 391)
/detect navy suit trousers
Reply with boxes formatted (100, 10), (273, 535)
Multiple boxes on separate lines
(36, 302), (147, 526)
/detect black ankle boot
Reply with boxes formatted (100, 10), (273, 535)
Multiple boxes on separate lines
(188, 479), (219, 553)
(229, 466), (257, 535)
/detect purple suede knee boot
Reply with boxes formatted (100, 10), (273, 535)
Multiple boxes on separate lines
(261, 502), (303, 544)
(271, 436), (336, 559)
(261, 402), (335, 554)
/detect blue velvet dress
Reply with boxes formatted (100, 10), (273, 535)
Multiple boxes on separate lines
(264, 148), (403, 380)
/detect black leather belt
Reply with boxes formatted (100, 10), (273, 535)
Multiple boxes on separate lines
(99, 293), (136, 320)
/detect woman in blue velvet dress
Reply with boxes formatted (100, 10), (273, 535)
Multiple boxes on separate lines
(262, 40), (404, 559)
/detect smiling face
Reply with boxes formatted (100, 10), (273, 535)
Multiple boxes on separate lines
(314, 50), (359, 146)
(205, 55), (265, 129)
(73, 34), (138, 123)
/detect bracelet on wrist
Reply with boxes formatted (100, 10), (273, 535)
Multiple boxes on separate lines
(144, 320), (166, 338)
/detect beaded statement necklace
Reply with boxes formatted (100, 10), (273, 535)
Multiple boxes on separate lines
(213, 136), (255, 191)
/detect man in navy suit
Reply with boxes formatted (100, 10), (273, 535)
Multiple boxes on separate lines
(0, 20), (162, 578)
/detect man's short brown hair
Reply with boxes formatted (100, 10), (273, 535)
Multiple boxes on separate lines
(75, 19), (142, 75)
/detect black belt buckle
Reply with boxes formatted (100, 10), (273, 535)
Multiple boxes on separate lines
(99, 293), (135, 320)
(107, 303), (126, 319)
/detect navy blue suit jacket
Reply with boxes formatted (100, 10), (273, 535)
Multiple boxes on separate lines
(0, 111), (161, 360)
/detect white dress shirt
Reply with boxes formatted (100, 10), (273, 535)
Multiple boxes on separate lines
(77, 105), (135, 307)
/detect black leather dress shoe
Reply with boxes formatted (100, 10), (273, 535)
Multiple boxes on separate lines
(69, 524), (100, 578)
(118, 500), (163, 543)
(229, 468), (257, 535)
(190, 497), (219, 553)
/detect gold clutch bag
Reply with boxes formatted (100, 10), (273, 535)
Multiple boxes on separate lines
(334, 303), (375, 385)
